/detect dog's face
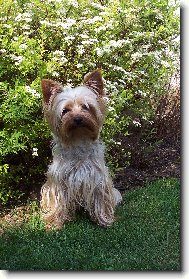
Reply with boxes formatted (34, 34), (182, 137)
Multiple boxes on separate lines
(41, 70), (107, 146)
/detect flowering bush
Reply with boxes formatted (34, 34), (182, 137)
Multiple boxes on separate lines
(0, 0), (179, 205)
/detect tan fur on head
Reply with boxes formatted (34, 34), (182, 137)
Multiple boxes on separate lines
(41, 79), (63, 104)
(84, 69), (104, 96)
(41, 70), (106, 147)
(40, 70), (122, 229)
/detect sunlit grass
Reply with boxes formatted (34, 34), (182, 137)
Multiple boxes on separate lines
(0, 178), (180, 271)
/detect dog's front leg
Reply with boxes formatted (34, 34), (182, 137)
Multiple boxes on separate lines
(40, 178), (71, 229)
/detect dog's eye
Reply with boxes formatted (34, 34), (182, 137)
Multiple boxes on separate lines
(61, 108), (70, 116)
(82, 104), (90, 111)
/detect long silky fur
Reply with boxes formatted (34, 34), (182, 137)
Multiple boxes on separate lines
(40, 71), (122, 229)
(41, 138), (119, 227)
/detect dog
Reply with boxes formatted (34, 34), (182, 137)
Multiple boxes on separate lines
(40, 69), (122, 229)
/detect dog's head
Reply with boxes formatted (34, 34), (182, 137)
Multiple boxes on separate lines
(41, 70), (107, 146)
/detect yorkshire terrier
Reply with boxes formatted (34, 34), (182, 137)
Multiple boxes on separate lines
(40, 69), (122, 229)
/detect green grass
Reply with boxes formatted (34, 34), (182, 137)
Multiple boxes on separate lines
(0, 178), (180, 271)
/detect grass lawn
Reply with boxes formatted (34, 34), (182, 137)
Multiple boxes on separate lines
(0, 178), (180, 271)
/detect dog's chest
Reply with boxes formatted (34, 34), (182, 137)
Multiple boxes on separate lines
(50, 141), (106, 188)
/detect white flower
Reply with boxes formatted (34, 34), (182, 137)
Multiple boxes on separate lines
(40, 20), (51, 25)
(95, 47), (104, 56)
(77, 46), (85, 55)
(0, 49), (6, 53)
(95, 23), (113, 32)
(64, 36), (75, 41)
(32, 148), (38, 157)
(15, 12), (32, 22)
(142, 44), (151, 50)
(90, 16), (103, 22)
(52, 71), (60, 77)
(109, 39), (125, 48)
(15, 14), (22, 21)
(99, 11), (110, 16)
(80, 34), (89, 39)
(52, 50), (68, 64)
(64, 18), (76, 28)
(76, 63), (83, 68)
(108, 106), (115, 112)
(26, 86), (40, 98)
(173, 35), (180, 43)
(23, 31), (31, 35)
(118, 79), (126, 85)
(90, 2), (105, 10)
(131, 52), (143, 60)
(53, 50), (65, 56)
(59, 57), (68, 63)
(22, 24), (31, 30)
(115, 141), (121, 145)
(133, 119), (141, 127)
(112, 65), (127, 74)
(20, 44), (28, 49)
(137, 90), (147, 97)
(3, 24), (12, 28)
(81, 38), (98, 45)
(70, 0), (78, 8)
(82, 16), (103, 24)
(12, 55), (24, 65)
(161, 61), (170, 68)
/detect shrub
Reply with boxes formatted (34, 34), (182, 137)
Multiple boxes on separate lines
(0, 0), (179, 205)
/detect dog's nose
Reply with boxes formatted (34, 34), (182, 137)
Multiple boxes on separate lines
(74, 116), (83, 125)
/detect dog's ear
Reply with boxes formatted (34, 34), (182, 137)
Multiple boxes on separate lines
(41, 79), (63, 104)
(84, 69), (104, 96)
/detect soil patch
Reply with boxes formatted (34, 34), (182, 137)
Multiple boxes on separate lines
(114, 139), (180, 192)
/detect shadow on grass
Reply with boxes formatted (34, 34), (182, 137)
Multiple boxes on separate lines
(0, 178), (180, 271)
